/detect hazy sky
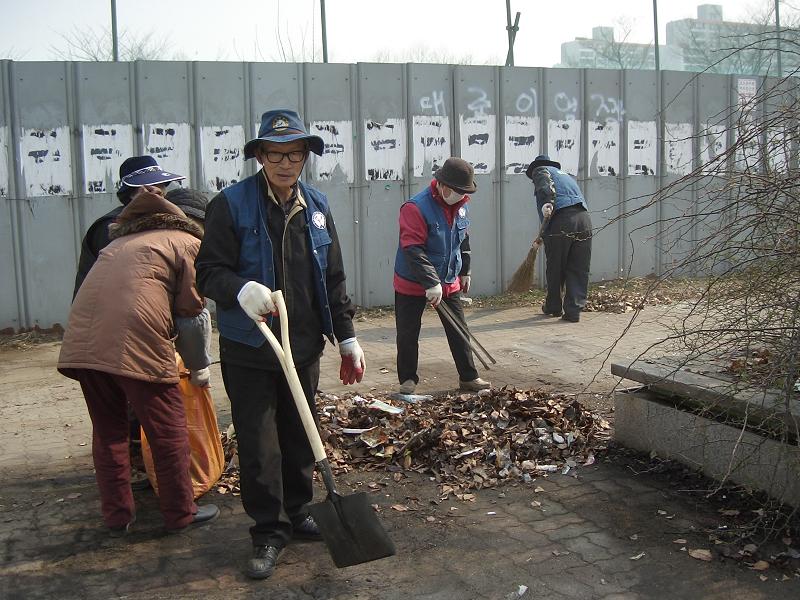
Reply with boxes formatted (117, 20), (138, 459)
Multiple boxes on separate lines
(0, 0), (783, 67)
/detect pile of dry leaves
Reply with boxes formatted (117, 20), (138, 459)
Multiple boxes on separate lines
(583, 279), (701, 314)
(315, 387), (611, 499)
(212, 388), (610, 500)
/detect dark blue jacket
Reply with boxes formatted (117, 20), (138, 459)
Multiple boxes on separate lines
(215, 173), (334, 348)
(394, 186), (469, 285)
(531, 165), (587, 225)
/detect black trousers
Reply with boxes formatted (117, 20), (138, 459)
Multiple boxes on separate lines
(221, 360), (320, 547)
(395, 291), (479, 384)
(542, 205), (593, 319)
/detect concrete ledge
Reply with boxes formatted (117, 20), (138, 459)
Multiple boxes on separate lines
(615, 389), (800, 509)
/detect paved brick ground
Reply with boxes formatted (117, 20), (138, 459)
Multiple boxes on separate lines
(1, 304), (797, 599)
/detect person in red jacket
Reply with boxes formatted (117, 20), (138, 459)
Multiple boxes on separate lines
(393, 157), (490, 395)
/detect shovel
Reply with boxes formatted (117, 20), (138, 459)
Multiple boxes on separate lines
(255, 290), (396, 568)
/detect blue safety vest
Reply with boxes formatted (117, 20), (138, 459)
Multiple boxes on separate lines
(394, 187), (469, 285)
(216, 173), (334, 347)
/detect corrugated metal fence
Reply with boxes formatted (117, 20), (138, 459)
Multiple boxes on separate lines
(0, 60), (788, 331)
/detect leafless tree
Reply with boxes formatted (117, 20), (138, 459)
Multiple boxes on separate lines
(592, 18), (653, 70)
(670, 0), (800, 75)
(372, 44), (499, 65)
(49, 26), (172, 61)
(599, 47), (800, 528)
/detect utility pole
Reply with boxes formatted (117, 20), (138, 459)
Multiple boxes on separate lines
(775, 0), (782, 77)
(320, 0), (328, 63)
(652, 0), (660, 71)
(505, 0), (521, 67)
(111, 0), (119, 61)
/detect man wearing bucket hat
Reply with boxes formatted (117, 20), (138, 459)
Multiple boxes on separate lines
(195, 108), (364, 579)
(393, 157), (490, 395)
(525, 154), (592, 322)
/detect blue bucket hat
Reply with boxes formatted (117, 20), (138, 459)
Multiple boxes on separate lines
(119, 155), (185, 188)
(525, 154), (561, 179)
(244, 109), (324, 160)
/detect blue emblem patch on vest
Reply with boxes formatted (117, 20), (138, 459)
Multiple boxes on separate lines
(458, 206), (467, 219)
(311, 211), (326, 229)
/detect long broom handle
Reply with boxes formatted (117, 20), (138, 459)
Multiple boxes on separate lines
(435, 303), (491, 371)
(437, 300), (497, 365)
(255, 292), (327, 464)
(534, 212), (552, 246)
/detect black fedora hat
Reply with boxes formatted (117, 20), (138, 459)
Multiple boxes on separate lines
(119, 155), (185, 188)
(525, 154), (561, 179)
(244, 109), (324, 160)
(434, 157), (477, 194)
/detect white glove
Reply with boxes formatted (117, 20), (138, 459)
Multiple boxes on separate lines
(339, 338), (366, 384)
(425, 283), (443, 307)
(460, 275), (471, 295)
(542, 203), (554, 218)
(237, 281), (276, 321)
(189, 367), (211, 387)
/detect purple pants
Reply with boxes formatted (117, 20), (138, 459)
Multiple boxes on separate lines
(76, 369), (196, 530)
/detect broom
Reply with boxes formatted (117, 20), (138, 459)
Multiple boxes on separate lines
(507, 214), (551, 294)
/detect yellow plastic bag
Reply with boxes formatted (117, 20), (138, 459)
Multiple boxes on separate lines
(141, 357), (224, 499)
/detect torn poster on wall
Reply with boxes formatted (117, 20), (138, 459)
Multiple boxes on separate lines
(20, 126), (72, 196)
(412, 115), (450, 177)
(146, 123), (191, 184)
(699, 123), (727, 168)
(364, 118), (406, 181)
(734, 120), (760, 171)
(767, 127), (790, 173)
(459, 115), (496, 175)
(627, 121), (657, 176)
(200, 125), (244, 191)
(665, 123), (693, 176)
(588, 120), (619, 177)
(310, 120), (354, 183)
(0, 126), (8, 197)
(737, 78), (758, 108)
(504, 116), (539, 175)
(547, 119), (580, 176)
(82, 124), (134, 194)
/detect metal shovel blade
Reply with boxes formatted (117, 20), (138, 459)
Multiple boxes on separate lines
(308, 490), (396, 568)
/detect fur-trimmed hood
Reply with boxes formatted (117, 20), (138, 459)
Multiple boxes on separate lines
(109, 190), (203, 241)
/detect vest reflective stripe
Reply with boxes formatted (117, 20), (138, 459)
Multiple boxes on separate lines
(394, 187), (469, 285)
(216, 174), (334, 347)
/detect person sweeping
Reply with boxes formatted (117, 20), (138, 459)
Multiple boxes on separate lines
(393, 157), (490, 395)
(525, 154), (593, 323)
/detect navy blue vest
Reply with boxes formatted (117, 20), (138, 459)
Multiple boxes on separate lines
(216, 173), (334, 347)
(394, 187), (469, 285)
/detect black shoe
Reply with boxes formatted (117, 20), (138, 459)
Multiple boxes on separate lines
(246, 545), (282, 579)
(109, 516), (136, 538)
(292, 514), (323, 541)
(130, 475), (151, 492)
(166, 504), (220, 533)
(541, 304), (562, 317)
(561, 314), (580, 323)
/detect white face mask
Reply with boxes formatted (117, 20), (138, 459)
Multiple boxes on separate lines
(440, 186), (464, 205)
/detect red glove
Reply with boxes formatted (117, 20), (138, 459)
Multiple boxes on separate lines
(339, 355), (364, 385)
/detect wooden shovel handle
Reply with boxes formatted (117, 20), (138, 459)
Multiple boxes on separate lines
(254, 291), (327, 463)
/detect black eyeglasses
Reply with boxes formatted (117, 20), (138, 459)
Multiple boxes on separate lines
(264, 150), (307, 164)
